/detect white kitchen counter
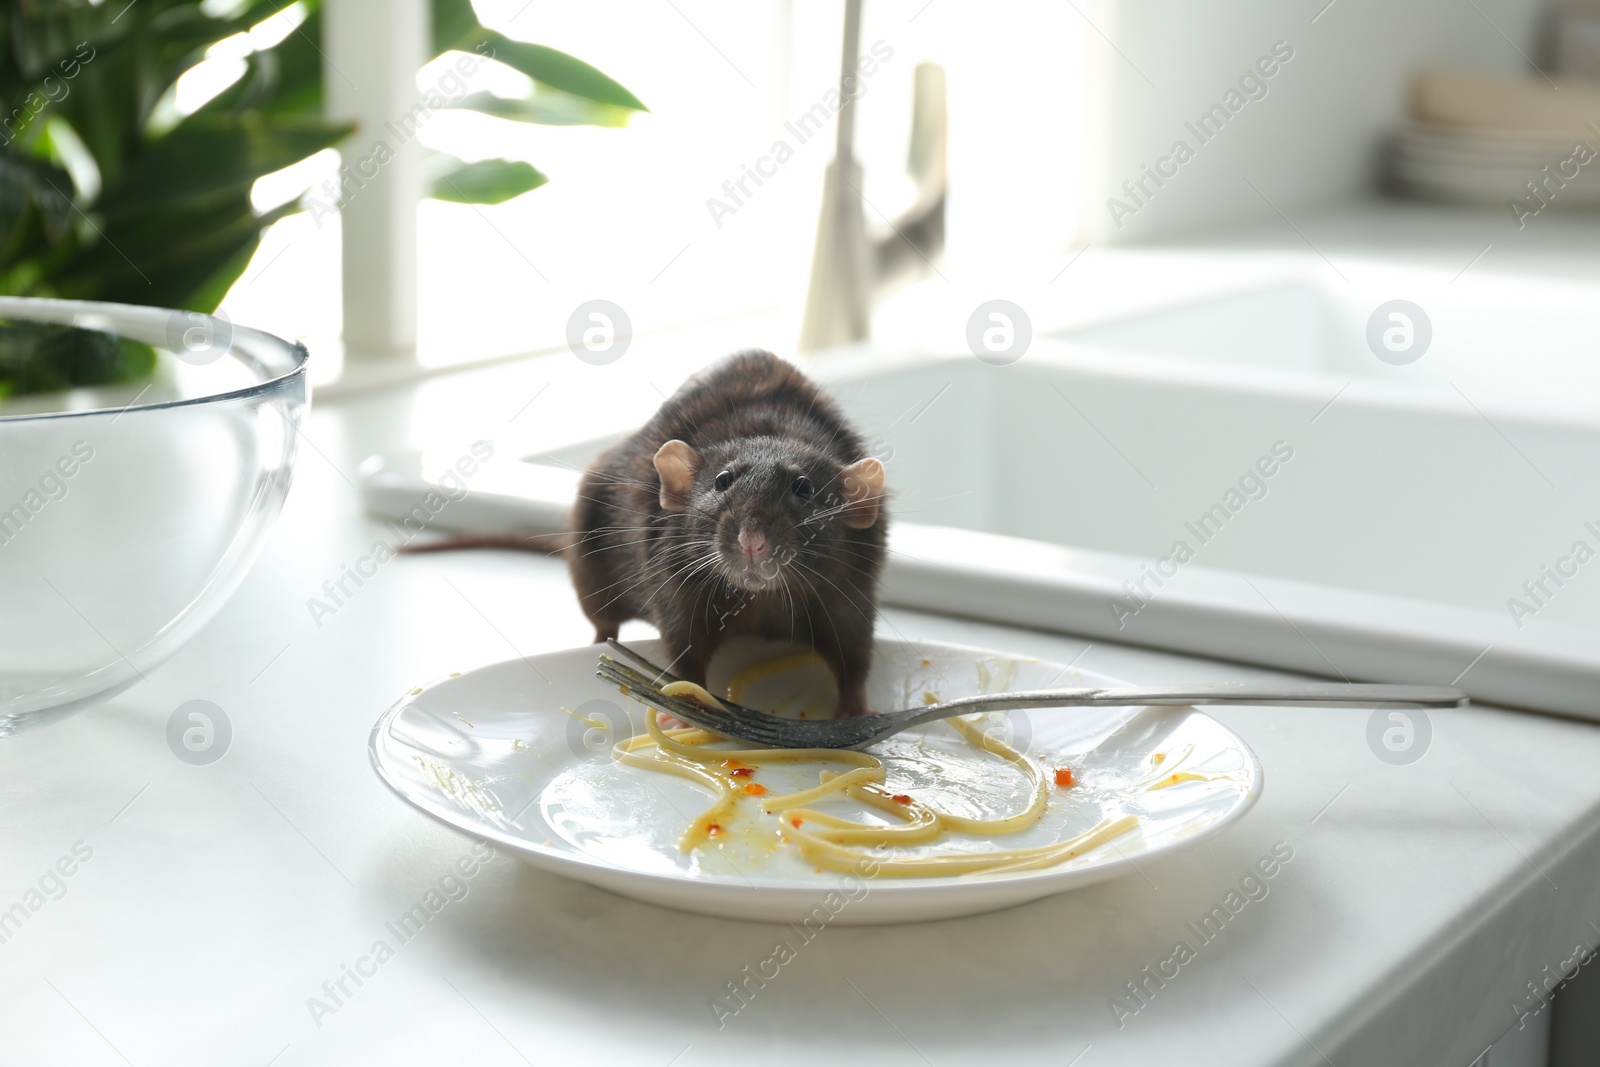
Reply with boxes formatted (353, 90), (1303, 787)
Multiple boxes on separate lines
(2, 349), (1598, 1067)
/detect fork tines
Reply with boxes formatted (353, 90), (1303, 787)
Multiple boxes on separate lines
(595, 657), (771, 743)
(602, 638), (683, 685)
(595, 641), (880, 749)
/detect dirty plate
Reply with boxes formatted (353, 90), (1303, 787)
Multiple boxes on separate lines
(368, 638), (1262, 924)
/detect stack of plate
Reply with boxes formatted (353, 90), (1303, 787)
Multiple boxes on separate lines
(1387, 121), (1600, 208)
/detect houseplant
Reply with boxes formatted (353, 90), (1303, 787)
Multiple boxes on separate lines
(0, 0), (644, 396)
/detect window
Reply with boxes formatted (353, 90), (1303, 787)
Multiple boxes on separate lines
(219, 0), (1085, 382)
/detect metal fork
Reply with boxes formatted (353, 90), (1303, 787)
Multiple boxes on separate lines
(595, 640), (1468, 751)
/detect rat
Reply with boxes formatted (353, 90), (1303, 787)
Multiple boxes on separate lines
(401, 351), (889, 716)
(571, 350), (887, 717)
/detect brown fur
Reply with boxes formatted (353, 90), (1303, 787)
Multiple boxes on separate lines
(568, 350), (888, 716)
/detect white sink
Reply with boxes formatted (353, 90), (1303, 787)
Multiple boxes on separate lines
(362, 281), (1600, 718)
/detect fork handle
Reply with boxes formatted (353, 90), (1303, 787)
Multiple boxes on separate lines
(919, 682), (1467, 718)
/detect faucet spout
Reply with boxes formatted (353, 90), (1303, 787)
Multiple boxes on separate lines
(798, 0), (947, 352)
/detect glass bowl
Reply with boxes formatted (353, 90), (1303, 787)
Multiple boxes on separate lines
(0, 297), (308, 735)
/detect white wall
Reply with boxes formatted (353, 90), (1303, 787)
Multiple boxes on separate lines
(1080, 0), (1545, 243)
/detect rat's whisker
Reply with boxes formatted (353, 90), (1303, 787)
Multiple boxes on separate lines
(588, 545), (720, 615)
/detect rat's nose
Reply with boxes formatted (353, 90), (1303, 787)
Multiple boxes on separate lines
(737, 526), (768, 559)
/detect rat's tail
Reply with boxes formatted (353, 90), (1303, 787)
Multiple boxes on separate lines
(398, 532), (573, 555)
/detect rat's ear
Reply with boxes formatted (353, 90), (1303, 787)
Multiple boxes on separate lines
(653, 440), (702, 512)
(839, 457), (886, 529)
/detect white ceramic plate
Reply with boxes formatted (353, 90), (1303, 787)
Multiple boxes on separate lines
(369, 638), (1262, 924)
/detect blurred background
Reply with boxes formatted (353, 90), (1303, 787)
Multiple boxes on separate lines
(7, 0), (1592, 380)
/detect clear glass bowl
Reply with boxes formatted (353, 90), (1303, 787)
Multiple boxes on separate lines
(0, 297), (308, 735)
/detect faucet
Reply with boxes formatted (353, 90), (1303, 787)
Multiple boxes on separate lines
(798, 0), (948, 352)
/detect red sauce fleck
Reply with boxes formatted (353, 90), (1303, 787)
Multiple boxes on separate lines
(1054, 767), (1076, 789)
(721, 759), (751, 771)
(743, 782), (768, 796)
(790, 816), (803, 827)
(706, 823), (722, 836)
(891, 794), (913, 805)
(728, 767), (755, 778)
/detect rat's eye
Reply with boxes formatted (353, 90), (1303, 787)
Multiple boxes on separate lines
(714, 470), (733, 492)
(792, 476), (815, 501)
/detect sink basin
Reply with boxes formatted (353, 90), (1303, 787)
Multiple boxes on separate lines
(361, 281), (1600, 718)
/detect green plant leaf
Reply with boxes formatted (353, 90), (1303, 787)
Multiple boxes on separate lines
(3, 0), (637, 338)
(446, 89), (635, 128)
(34, 3), (274, 183)
(471, 32), (647, 112)
(96, 112), (352, 219)
(0, 321), (157, 396)
(0, 150), (76, 247)
(432, 0), (482, 57)
(200, 2), (328, 119)
(51, 191), (304, 309)
(427, 154), (547, 204)
(181, 210), (288, 312)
